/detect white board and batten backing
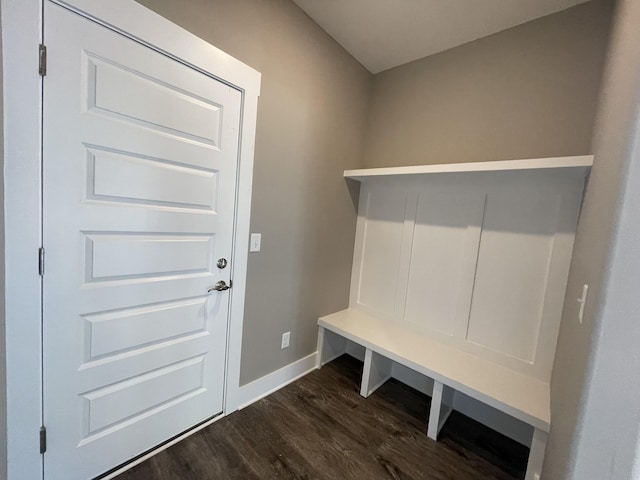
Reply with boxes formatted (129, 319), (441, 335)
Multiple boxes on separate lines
(319, 155), (592, 480)
(348, 156), (592, 383)
(2, 1), (260, 479)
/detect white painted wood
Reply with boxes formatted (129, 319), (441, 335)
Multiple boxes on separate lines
(90, 148), (219, 210)
(437, 386), (455, 435)
(355, 187), (408, 318)
(390, 362), (435, 397)
(466, 190), (563, 363)
(360, 349), (392, 398)
(427, 382), (444, 440)
(452, 392), (533, 446)
(525, 429), (549, 480)
(317, 327), (347, 368)
(324, 158), (588, 480)
(80, 357), (207, 438)
(319, 309), (551, 431)
(49, 0), (261, 421)
(86, 298), (208, 359)
(86, 234), (213, 280)
(347, 166), (587, 380)
(403, 190), (485, 338)
(235, 353), (318, 410)
(316, 327), (326, 368)
(3, 1), (260, 478)
(1, 1), (44, 478)
(345, 341), (366, 361)
(320, 309), (551, 480)
(427, 381), (454, 440)
(99, 414), (224, 480)
(43, 4), (243, 478)
(393, 192), (418, 321)
(342, 348), (534, 446)
(358, 354), (534, 446)
(348, 187), (369, 308)
(86, 55), (223, 145)
(53, 0), (261, 92)
(344, 155), (594, 179)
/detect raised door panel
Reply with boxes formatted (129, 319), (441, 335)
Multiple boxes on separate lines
(86, 53), (222, 146)
(89, 147), (219, 211)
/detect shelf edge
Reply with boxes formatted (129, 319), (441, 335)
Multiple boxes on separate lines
(344, 155), (594, 180)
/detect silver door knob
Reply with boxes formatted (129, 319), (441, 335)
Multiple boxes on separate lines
(208, 280), (230, 292)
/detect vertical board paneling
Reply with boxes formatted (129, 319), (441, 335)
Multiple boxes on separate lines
(348, 168), (586, 382)
(466, 192), (561, 363)
(357, 188), (407, 318)
(403, 191), (485, 338)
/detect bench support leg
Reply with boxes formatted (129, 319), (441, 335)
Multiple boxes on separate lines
(316, 327), (346, 368)
(427, 381), (454, 440)
(525, 428), (548, 480)
(360, 348), (391, 398)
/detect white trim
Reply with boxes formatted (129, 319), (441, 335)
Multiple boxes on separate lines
(224, 85), (260, 413)
(2, 1), (260, 478)
(344, 155), (594, 180)
(235, 353), (319, 410)
(52, 0), (260, 93)
(2, 1), (45, 479)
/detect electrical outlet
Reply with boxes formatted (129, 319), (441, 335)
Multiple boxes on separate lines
(281, 331), (290, 349)
(250, 233), (261, 252)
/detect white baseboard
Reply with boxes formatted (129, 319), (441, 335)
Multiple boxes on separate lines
(235, 352), (319, 410)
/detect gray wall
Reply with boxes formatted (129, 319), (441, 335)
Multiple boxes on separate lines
(0, 1), (7, 474)
(545, 0), (640, 477)
(134, 0), (372, 384)
(363, 0), (613, 168)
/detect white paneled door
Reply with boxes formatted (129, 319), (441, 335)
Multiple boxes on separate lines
(42, 3), (241, 479)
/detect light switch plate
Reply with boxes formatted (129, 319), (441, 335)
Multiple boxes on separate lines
(250, 233), (261, 252)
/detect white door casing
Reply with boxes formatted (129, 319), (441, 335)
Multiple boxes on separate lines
(1, 1), (261, 479)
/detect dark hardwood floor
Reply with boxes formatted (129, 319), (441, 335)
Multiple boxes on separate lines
(116, 355), (528, 480)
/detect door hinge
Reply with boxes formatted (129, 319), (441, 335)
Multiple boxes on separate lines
(40, 426), (47, 454)
(39, 44), (47, 77)
(39, 247), (45, 276)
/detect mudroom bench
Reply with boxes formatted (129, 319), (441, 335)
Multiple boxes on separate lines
(317, 308), (549, 480)
(316, 156), (594, 480)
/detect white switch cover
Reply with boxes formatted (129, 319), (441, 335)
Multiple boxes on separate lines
(250, 233), (261, 252)
(577, 284), (589, 324)
(281, 332), (290, 349)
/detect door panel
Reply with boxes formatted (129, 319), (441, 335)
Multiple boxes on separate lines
(43, 3), (241, 479)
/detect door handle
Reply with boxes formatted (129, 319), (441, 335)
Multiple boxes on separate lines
(208, 280), (230, 292)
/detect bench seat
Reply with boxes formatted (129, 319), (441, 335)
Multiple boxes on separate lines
(318, 308), (550, 480)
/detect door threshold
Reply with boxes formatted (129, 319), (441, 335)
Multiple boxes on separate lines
(93, 412), (224, 480)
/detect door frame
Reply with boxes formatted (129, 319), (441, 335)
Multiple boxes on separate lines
(1, 1), (261, 478)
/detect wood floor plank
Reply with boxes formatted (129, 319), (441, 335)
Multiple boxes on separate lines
(116, 355), (527, 480)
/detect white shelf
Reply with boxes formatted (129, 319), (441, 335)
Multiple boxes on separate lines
(344, 155), (594, 180)
(319, 308), (551, 432)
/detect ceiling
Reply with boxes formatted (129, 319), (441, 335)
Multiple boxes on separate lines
(292, 0), (592, 74)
